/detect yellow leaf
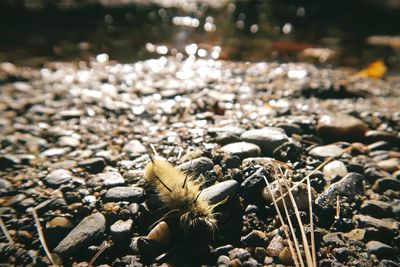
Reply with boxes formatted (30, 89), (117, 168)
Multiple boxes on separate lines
(357, 60), (386, 78)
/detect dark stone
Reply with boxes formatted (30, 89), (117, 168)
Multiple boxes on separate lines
(54, 213), (106, 256)
(200, 180), (239, 205)
(177, 157), (214, 176)
(240, 173), (265, 202)
(215, 132), (241, 146)
(220, 142), (261, 159)
(373, 178), (400, 193)
(361, 200), (393, 218)
(213, 244), (234, 256)
(78, 157), (106, 173)
(0, 178), (13, 193)
(0, 155), (19, 170)
(241, 230), (266, 247)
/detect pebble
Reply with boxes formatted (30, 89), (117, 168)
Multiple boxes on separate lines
(44, 169), (73, 187)
(266, 235), (284, 257)
(278, 247), (293, 265)
(377, 158), (400, 173)
(215, 132), (241, 146)
(323, 160), (348, 181)
(0, 178), (14, 193)
(122, 140), (146, 156)
(361, 200), (393, 218)
(41, 147), (70, 157)
(110, 219), (133, 241)
(316, 172), (364, 207)
(309, 144), (343, 158)
(59, 109), (82, 119)
(368, 141), (391, 151)
(58, 136), (81, 148)
(177, 157), (214, 175)
(78, 157), (106, 173)
(366, 241), (396, 258)
(96, 171), (125, 187)
(54, 213), (106, 256)
(322, 232), (347, 246)
(220, 142), (261, 159)
(345, 228), (366, 241)
(240, 127), (288, 154)
(217, 255), (230, 266)
(373, 178), (400, 193)
(317, 113), (368, 141)
(240, 173), (265, 201)
(228, 248), (251, 261)
(200, 180), (239, 205)
(241, 230), (266, 247)
(365, 130), (400, 145)
(104, 186), (144, 202)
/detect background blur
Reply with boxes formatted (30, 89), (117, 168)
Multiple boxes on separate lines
(1, 0), (400, 71)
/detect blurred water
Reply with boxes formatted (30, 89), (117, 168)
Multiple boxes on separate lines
(0, 0), (399, 71)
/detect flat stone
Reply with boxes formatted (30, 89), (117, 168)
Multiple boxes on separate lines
(96, 171), (125, 187)
(122, 140), (146, 156)
(309, 144), (343, 158)
(323, 160), (348, 181)
(110, 219), (133, 241)
(58, 136), (81, 148)
(44, 169), (73, 187)
(41, 147), (71, 157)
(200, 180), (239, 205)
(240, 127), (288, 154)
(366, 241), (396, 257)
(373, 178), (400, 193)
(177, 157), (214, 175)
(345, 228), (366, 241)
(377, 158), (400, 173)
(353, 214), (399, 232)
(54, 213), (106, 256)
(323, 232), (347, 246)
(78, 157), (106, 173)
(317, 113), (368, 141)
(59, 109), (82, 119)
(220, 142), (261, 159)
(104, 186), (144, 202)
(266, 235), (284, 257)
(316, 173), (364, 207)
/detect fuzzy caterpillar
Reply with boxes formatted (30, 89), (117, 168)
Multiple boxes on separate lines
(144, 159), (217, 241)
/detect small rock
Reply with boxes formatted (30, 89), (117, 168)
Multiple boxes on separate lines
(215, 132), (241, 146)
(309, 144), (343, 158)
(96, 172), (125, 188)
(200, 180), (239, 205)
(78, 158), (106, 173)
(44, 169), (73, 188)
(266, 235), (284, 257)
(217, 255), (231, 266)
(241, 127), (289, 154)
(0, 178), (14, 193)
(0, 155), (19, 170)
(41, 147), (70, 157)
(58, 136), (81, 148)
(316, 173), (364, 207)
(110, 219), (133, 241)
(365, 130), (400, 145)
(366, 241), (396, 258)
(220, 142), (261, 159)
(279, 247), (293, 265)
(353, 214), (398, 232)
(368, 141), (390, 151)
(373, 178), (400, 193)
(240, 173), (265, 201)
(228, 248), (251, 261)
(213, 244), (234, 256)
(323, 160), (348, 181)
(177, 157), (214, 175)
(361, 200), (393, 218)
(104, 187), (144, 202)
(254, 247), (267, 262)
(54, 213), (106, 256)
(345, 228), (366, 241)
(322, 232), (347, 246)
(241, 230), (266, 247)
(377, 158), (400, 173)
(122, 140), (146, 156)
(317, 113), (368, 141)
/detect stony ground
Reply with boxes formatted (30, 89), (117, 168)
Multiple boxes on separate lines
(0, 58), (399, 266)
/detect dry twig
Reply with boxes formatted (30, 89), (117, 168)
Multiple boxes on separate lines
(0, 216), (14, 245)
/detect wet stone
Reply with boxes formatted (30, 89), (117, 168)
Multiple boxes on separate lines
(317, 113), (368, 141)
(54, 213), (106, 256)
(44, 169), (73, 187)
(104, 186), (144, 202)
(220, 142), (261, 159)
(177, 157), (214, 175)
(110, 219), (133, 241)
(240, 127), (288, 155)
(309, 144), (343, 159)
(316, 173), (364, 207)
(78, 157), (106, 173)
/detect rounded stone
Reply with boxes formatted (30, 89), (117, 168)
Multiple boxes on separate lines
(240, 127), (289, 154)
(220, 142), (261, 159)
(323, 160), (348, 181)
(317, 113), (368, 141)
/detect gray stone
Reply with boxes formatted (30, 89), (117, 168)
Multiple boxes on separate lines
(122, 140), (146, 156)
(200, 180), (239, 205)
(44, 169), (73, 187)
(309, 144), (343, 158)
(177, 157), (214, 175)
(316, 173), (364, 207)
(110, 219), (133, 241)
(54, 213), (106, 256)
(78, 157), (106, 173)
(220, 142), (261, 159)
(104, 186), (144, 202)
(96, 171), (125, 187)
(240, 127), (288, 154)
(366, 241), (396, 257)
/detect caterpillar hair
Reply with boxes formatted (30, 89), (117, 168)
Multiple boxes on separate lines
(144, 159), (217, 241)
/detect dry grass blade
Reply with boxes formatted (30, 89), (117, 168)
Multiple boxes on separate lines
(88, 240), (111, 267)
(29, 208), (59, 267)
(0, 216), (14, 245)
(263, 174), (301, 267)
(306, 175), (317, 267)
(277, 166), (314, 267)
